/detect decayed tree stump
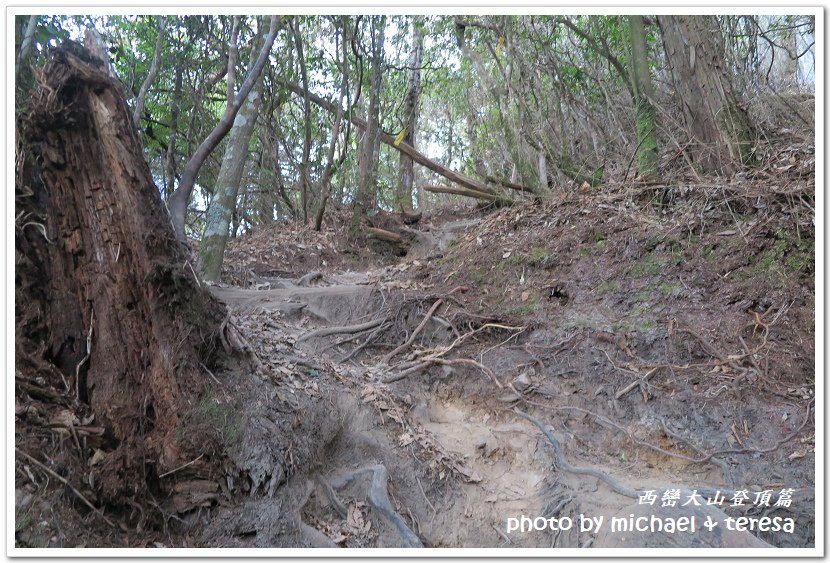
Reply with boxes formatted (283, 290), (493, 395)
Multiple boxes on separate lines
(17, 43), (226, 506)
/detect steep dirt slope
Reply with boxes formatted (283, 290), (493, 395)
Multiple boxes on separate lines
(194, 165), (814, 550)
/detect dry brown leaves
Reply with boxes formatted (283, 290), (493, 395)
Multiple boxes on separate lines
(359, 382), (482, 483)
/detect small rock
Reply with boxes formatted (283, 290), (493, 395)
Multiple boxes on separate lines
(475, 438), (488, 450)
(15, 489), (33, 511)
(512, 370), (533, 392)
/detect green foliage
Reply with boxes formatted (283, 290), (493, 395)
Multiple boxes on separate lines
(596, 280), (620, 294)
(17, 13), (811, 235)
(629, 248), (682, 276)
(753, 230), (813, 279)
(513, 297), (539, 315)
(499, 246), (550, 269)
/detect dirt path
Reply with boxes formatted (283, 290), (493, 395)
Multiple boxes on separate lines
(206, 218), (569, 548)
(201, 209), (813, 550)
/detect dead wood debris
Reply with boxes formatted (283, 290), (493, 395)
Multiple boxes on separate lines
(16, 447), (115, 528)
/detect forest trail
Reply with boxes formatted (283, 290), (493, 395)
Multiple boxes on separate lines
(198, 204), (813, 549)
(204, 217), (574, 548)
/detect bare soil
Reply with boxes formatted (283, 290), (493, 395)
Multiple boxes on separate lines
(15, 161), (815, 549)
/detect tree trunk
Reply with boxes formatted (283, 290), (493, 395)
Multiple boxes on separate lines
(396, 17), (424, 212)
(167, 16), (281, 240)
(292, 17), (312, 224)
(314, 17), (350, 231)
(15, 15), (38, 79)
(352, 16), (385, 233)
(164, 63), (183, 198)
(658, 15), (754, 175)
(629, 15), (659, 179)
(132, 16), (165, 130)
(17, 45), (226, 506)
(198, 77), (263, 283)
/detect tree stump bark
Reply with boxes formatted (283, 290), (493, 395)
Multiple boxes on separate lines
(17, 43), (226, 506)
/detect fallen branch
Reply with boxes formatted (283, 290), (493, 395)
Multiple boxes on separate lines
(16, 447), (115, 528)
(614, 366), (662, 400)
(484, 174), (537, 195)
(276, 77), (499, 198)
(365, 226), (402, 243)
(383, 298), (445, 364)
(296, 318), (385, 343)
(423, 184), (513, 206)
(400, 210), (422, 225)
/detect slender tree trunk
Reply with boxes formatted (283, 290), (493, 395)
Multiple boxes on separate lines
(396, 17), (424, 212)
(352, 16), (385, 233)
(658, 15), (754, 175)
(198, 77), (263, 282)
(15, 15), (38, 79)
(314, 17), (350, 231)
(272, 106), (297, 220)
(164, 64), (183, 198)
(167, 16), (281, 240)
(629, 15), (658, 179)
(133, 16), (165, 130)
(292, 17), (312, 224)
(254, 149), (276, 224)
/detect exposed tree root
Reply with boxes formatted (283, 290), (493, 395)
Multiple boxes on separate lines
(382, 298), (445, 364)
(382, 357), (501, 388)
(515, 399), (814, 503)
(322, 464), (423, 548)
(296, 271), (324, 287)
(296, 480), (339, 548)
(296, 318), (386, 343)
(514, 409), (640, 499)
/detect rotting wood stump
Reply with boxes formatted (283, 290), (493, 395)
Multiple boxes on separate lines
(17, 43), (228, 508)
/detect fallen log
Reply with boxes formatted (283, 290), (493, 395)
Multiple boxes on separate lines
(484, 174), (538, 195)
(423, 184), (514, 206)
(365, 226), (402, 243)
(276, 78), (505, 198)
(400, 209), (422, 225)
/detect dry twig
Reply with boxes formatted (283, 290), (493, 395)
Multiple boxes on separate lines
(15, 447), (115, 528)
